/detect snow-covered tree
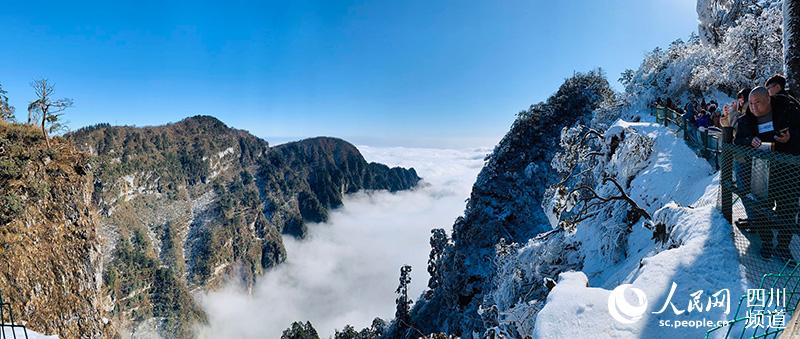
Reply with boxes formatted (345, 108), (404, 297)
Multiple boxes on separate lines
(426, 228), (449, 298)
(785, 0), (800, 90)
(544, 125), (604, 229)
(395, 265), (413, 331)
(710, 6), (784, 91)
(624, 2), (784, 107)
(697, 0), (764, 46)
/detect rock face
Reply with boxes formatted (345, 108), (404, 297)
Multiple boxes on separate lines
(262, 136), (421, 237)
(64, 115), (419, 337)
(0, 122), (111, 338)
(396, 71), (613, 338)
(0, 115), (419, 338)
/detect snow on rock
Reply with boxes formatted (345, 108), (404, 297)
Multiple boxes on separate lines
(603, 124), (654, 186)
(611, 120), (715, 215)
(536, 198), (745, 338)
(208, 146), (236, 179)
(217, 146), (235, 159)
(487, 118), (747, 338)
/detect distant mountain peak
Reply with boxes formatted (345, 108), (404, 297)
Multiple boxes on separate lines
(174, 115), (229, 129)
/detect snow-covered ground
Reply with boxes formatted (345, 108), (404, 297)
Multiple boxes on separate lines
(1, 327), (57, 339)
(197, 146), (490, 338)
(533, 118), (749, 338)
(471, 114), (760, 338)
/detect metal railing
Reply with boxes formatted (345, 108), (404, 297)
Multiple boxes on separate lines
(0, 290), (28, 339)
(711, 136), (800, 337)
(650, 106), (722, 169)
(705, 260), (800, 338)
(650, 105), (800, 337)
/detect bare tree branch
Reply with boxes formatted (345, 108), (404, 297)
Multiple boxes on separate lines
(561, 176), (652, 230)
(28, 79), (73, 147)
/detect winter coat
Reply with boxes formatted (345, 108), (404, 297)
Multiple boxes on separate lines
(734, 94), (800, 155)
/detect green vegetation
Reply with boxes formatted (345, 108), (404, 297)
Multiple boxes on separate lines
(281, 321), (320, 339)
(105, 226), (204, 338)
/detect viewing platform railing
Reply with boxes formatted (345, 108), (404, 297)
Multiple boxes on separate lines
(649, 106), (800, 338)
(650, 106), (722, 169)
(0, 290), (29, 339)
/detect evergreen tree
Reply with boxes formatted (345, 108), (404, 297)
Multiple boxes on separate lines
(395, 265), (413, 330)
(334, 325), (358, 339)
(426, 228), (449, 299)
(27, 79), (73, 147)
(0, 83), (14, 122)
(281, 321), (320, 339)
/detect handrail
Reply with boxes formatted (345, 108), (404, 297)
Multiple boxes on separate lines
(649, 106), (721, 170)
(652, 104), (800, 338)
(0, 290), (29, 339)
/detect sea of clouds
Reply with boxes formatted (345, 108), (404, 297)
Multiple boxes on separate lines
(196, 145), (490, 338)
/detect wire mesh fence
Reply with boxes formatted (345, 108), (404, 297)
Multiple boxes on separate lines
(720, 143), (800, 270)
(649, 105), (800, 337)
(704, 261), (800, 338)
(714, 142), (800, 338)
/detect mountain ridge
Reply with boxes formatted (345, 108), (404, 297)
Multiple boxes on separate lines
(0, 114), (420, 338)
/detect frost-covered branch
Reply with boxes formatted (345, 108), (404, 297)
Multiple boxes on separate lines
(564, 176), (651, 228)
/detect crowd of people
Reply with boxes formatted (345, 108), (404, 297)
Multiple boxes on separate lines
(654, 96), (722, 130)
(653, 74), (800, 262)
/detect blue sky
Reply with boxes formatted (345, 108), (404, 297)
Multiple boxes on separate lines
(0, 0), (697, 148)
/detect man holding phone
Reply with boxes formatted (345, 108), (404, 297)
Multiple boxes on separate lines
(736, 87), (800, 154)
(733, 86), (800, 261)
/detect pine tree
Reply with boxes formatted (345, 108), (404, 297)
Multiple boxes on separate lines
(395, 265), (413, 330)
(27, 79), (73, 147)
(0, 83), (14, 122)
(426, 228), (448, 299)
(281, 321), (320, 339)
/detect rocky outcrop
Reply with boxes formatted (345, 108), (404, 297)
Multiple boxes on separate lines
(396, 70), (614, 338)
(264, 137), (420, 237)
(66, 115), (420, 337)
(0, 122), (111, 338)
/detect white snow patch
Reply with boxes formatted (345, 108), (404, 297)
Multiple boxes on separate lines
(2, 327), (59, 338)
(218, 147), (235, 159)
(532, 117), (747, 338)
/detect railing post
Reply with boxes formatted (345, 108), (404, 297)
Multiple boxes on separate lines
(1, 289), (5, 339)
(683, 115), (689, 141)
(720, 129), (734, 222)
(665, 109), (671, 127)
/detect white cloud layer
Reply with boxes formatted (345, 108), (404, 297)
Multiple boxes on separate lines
(196, 145), (490, 338)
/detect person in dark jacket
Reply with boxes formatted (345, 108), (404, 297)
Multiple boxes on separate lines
(766, 74), (790, 97)
(709, 104), (721, 128)
(736, 87), (800, 155)
(734, 86), (800, 260)
(695, 109), (711, 128)
(684, 101), (696, 126)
